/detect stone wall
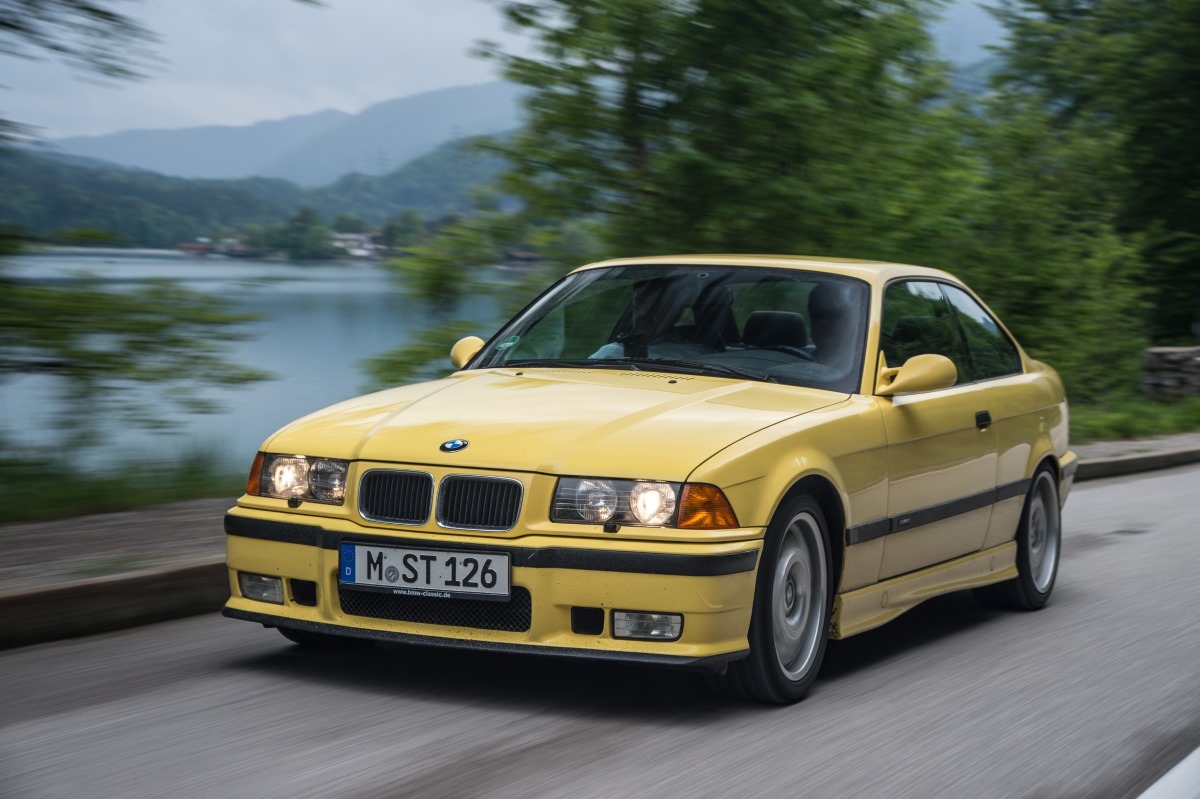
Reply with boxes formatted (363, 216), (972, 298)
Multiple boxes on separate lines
(1144, 347), (1200, 397)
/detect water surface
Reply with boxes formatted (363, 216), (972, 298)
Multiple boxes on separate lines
(1, 251), (506, 470)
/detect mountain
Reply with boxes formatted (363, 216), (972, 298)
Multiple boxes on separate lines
(45, 82), (524, 188)
(49, 109), (351, 181)
(308, 136), (508, 223)
(258, 82), (525, 187)
(0, 135), (508, 248)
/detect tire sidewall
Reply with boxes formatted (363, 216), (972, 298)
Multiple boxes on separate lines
(746, 493), (833, 703)
(1015, 466), (1061, 608)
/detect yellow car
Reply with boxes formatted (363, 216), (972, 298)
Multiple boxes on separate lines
(224, 255), (1075, 703)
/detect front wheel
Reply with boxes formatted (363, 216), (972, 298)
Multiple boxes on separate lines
(976, 466), (1061, 610)
(713, 494), (832, 704)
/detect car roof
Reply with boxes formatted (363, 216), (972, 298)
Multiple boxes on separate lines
(572, 254), (958, 287)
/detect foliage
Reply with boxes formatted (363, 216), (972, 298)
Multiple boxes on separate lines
(362, 191), (602, 386)
(0, 0), (154, 82)
(930, 91), (1150, 403)
(0, 150), (299, 247)
(479, 0), (956, 256)
(990, 0), (1200, 343)
(332, 213), (366, 233)
(1070, 396), (1200, 444)
(381, 208), (427, 251)
(412, 0), (1162, 404)
(276, 206), (337, 260)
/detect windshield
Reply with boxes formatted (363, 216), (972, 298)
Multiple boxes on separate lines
(472, 264), (870, 393)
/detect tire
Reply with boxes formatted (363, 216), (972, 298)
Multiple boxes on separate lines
(277, 626), (362, 649)
(713, 493), (832, 704)
(976, 465), (1061, 610)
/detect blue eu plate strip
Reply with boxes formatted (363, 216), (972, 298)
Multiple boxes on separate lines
(339, 544), (356, 584)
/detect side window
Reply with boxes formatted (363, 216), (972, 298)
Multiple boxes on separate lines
(942, 285), (1022, 380)
(881, 281), (970, 384)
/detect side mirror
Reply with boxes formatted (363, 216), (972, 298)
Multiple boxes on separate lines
(876, 352), (957, 397)
(450, 336), (485, 369)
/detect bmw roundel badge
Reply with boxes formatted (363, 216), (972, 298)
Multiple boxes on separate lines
(440, 439), (469, 453)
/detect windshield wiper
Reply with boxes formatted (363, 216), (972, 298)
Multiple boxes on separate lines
(501, 358), (644, 370)
(501, 357), (774, 383)
(627, 358), (778, 383)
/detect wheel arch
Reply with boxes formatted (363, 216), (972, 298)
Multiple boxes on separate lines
(774, 474), (845, 596)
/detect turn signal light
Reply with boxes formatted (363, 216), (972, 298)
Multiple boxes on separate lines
(677, 484), (739, 529)
(246, 452), (265, 496)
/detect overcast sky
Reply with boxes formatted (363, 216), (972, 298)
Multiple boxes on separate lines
(1, 0), (1002, 140)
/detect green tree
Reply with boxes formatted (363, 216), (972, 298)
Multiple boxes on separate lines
(281, 206), (336, 260)
(940, 91), (1149, 403)
(991, 0), (1200, 342)
(381, 208), (426, 251)
(478, 0), (957, 255)
(332, 213), (366, 234)
(363, 195), (576, 386)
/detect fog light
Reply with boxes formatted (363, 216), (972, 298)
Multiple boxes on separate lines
(612, 611), (682, 641)
(239, 572), (284, 604)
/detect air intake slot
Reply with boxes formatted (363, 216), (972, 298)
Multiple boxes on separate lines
(359, 470), (434, 525)
(437, 475), (523, 531)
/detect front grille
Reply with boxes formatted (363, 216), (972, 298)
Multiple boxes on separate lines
(338, 586), (532, 632)
(360, 470), (433, 524)
(437, 475), (523, 531)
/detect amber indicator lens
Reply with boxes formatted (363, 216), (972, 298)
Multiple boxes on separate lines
(677, 484), (739, 529)
(246, 452), (265, 496)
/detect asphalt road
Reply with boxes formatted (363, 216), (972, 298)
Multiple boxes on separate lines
(2, 465), (1198, 799)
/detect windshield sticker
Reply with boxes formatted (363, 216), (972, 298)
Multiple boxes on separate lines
(496, 336), (520, 351)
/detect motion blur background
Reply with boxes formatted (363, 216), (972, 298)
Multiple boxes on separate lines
(2, 0), (1198, 522)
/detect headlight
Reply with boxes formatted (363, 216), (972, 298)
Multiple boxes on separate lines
(247, 453), (349, 505)
(551, 477), (739, 529)
(553, 478), (677, 526)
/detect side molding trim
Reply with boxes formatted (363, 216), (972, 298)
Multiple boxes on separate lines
(846, 479), (1031, 546)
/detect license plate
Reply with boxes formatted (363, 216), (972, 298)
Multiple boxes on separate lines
(339, 543), (511, 600)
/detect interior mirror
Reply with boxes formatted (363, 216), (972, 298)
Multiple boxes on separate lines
(876, 352), (957, 397)
(450, 336), (485, 369)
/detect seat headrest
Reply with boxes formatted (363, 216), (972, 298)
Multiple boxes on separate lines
(744, 311), (808, 349)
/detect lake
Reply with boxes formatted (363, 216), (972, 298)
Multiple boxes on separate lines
(0, 251), (509, 471)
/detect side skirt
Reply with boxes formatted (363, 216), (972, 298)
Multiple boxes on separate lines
(830, 542), (1017, 639)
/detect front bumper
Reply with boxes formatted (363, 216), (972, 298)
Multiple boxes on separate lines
(223, 510), (760, 668)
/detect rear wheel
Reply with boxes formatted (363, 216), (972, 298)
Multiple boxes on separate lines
(976, 466), (1061, 610)
(713, 493), (832, 704)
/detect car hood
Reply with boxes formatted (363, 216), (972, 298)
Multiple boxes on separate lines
(264, 368), (844, 480)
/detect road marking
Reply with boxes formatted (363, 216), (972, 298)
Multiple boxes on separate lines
(1139, 747), (1200, 799)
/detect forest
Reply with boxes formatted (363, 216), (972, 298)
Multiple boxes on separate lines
(0, 136), (505, 249)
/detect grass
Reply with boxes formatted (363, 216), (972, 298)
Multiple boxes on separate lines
(0, 446), (245, 526)
(1070, 395), (1200, 443)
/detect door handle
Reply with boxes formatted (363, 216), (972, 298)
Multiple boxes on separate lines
(975, 410), (992, 430)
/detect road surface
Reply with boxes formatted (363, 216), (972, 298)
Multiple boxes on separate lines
(3, 464), (1198, 798)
